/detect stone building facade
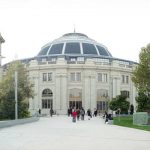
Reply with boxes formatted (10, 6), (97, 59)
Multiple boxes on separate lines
(1, 32), (137, 115)
(26, 33), (137, 115)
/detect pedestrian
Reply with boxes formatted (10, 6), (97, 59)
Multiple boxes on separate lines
(87, 109), (92, 120)
(76, 109), (80, 121)
(93, 108), (97, 117)
(72, 109), (77, 123)
(50, 108), (53, 117)
(80, 107), (85, 120)
(104, 111), (109, 123)
(68, 107), (71, 116)
(38, 109), (41, 115)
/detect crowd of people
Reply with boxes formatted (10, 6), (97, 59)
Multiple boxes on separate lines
(68, 107), (98, 123)
(38, 107), (114, 125)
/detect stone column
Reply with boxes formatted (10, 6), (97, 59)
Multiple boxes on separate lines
(55, 73), (67, 115)
(112, 77), (121, 98)
(84, 72), (96, 111)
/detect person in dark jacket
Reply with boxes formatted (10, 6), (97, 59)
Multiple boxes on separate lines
(104, 111), (109, 123)
(87, 109), (92, 120)
(50, 108), (53, 117)
(93, 108), (98, 117)
(76, 109), (80, 120)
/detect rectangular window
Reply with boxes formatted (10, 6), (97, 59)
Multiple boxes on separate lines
(48, 73), (52, 81)
(126, 76), (129, 84)
(121, 91), (130, 98)
(42, 99), (47, 108)
(77, 57), (84, 62)
(122, 75), (125, 83)
(70, 73), (75, 81)
(103, 74), (107, 82)
(43, 73), (47, 81)
(98, 73), (102, 82)
(42, 99), (51, 109)
(76, 72), (81, 81)
(70, 72), (81, 82)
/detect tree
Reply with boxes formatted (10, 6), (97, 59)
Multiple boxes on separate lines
(0, 61), (34, 120)
(109, 95), (130, 114)
(132, 44), (150, 93)
(132, 44), (150, 111)
(135, 92), (150, 112)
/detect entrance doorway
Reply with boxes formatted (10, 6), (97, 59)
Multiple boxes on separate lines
(69, 101), (82, 109)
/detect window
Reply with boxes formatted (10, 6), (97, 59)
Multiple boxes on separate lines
(121, 91), (130, 98)
(98, 73), (102, 82)
(65, 42), (80, 54)
(43, 73), (47, 81)
(97, 89), (109, 100)
(48, 73), (52, 81)
(76, 73), (81, 81)
(97, 101), (108, 111)
(122, 75), (129, 84)
(98, 73), (107, 83)
(70, 58), (76, 62)
(42, 89), (53, 97)
(77, 57), (84, 62)
(42, 89), (53, 109)
(126, 76), (129, 84)
(49, 43), (64, 54)
(42, 99), (53, 109)
(70, 73), (75, 81)
(82, 43), (97, 54)
(103, 74), (107, 82)
(38, 46), (50, 56)
(96, 45), (109, 56)
(70, 72), (81, 82)
(122, 75), (125, 83)
(42, 73), (53, 82)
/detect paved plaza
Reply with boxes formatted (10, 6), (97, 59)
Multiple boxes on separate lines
(0, 115), (150, 150)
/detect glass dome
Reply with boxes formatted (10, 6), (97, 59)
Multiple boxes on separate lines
(37, 33), (112, 58)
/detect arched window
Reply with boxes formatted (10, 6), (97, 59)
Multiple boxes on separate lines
(42, 89), (53, 97)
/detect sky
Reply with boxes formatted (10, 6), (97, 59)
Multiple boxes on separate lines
(0, 0), (150, 64)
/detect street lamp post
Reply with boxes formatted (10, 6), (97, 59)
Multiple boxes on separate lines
(15, 71), (18, 119)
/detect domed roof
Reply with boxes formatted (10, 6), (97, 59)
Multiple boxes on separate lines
(37, 33), (112, 58)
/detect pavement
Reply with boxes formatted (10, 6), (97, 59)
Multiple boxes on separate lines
(0, 115), (150, 150)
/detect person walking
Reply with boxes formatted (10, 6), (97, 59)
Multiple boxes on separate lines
(38, 109), (41, 115)
(87, 109), (92, 120)
(68, 107), (71, 117)
(72, 109), (77, 123)
(50, 108), (53, 117)
(93, 108), (98, 117)
(76, 109), (80, 121)
(80, 107), (85, 120)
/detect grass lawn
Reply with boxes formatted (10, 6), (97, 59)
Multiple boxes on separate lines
(113, 116), (150, 131)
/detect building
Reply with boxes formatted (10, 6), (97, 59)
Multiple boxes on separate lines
(1, 32), (137, 115)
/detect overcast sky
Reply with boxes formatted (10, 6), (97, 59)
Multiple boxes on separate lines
(0, 0), (150, 64)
